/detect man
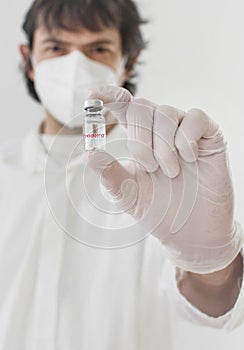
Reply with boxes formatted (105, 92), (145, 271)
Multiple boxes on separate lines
(0, 0), (243, 349)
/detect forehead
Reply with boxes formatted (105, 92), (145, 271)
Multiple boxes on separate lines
(33, 26), (122, 46)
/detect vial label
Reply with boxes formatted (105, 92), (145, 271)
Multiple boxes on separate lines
(84, 121), (106, 150)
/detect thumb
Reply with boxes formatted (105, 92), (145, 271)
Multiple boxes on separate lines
(85, 150), (138, 212)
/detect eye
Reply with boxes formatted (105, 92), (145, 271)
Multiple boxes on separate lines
(92, 46), (110, 54)
(47, 45), (65, 53)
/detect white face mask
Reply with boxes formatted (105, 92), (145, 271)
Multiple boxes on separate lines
(33, 51), (124, 128)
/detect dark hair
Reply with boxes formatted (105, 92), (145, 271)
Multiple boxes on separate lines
(22, 0), (147, 102)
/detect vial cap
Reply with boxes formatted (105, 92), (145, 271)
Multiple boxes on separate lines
(84, 99), (104, 111)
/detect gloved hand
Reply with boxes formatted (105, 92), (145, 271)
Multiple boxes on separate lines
(85, 86), (243, 273)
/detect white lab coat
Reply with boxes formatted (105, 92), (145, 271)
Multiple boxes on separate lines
(0, 123), (243, 350)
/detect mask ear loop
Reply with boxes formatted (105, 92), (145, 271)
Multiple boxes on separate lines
(117, 56), (128, 77)
(29, 52), (37, 69)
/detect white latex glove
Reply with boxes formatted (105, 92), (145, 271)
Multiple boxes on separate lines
(85, 86), (243, 273)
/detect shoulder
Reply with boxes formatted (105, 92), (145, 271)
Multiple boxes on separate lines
(0, 127), (40, 169)
(0, 136), (24, 163)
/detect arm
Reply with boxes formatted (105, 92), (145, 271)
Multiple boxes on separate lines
(178, 253), (243, 317)
(86, 86), (244, 326)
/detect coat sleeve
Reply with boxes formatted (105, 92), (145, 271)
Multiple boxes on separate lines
(162, 250), (244, 331)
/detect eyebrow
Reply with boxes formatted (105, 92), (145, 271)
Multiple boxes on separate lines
(41, 38), (71, 46)
(41, 37), (115, 48)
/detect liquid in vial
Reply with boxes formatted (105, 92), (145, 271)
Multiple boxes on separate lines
(83, 99), (106, 151)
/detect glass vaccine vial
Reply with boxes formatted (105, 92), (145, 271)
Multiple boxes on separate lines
(83, 99), (106, 151)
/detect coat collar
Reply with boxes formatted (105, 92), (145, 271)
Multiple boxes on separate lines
(21, 123), (85, 173)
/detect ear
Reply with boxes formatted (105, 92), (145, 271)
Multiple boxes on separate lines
(19, 44), (35, 81)
(123, 50), (142, 81)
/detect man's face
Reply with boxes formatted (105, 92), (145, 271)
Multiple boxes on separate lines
(28, 26), (128, 85)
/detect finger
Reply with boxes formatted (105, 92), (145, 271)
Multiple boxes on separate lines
(85, 150), (138, 211)
(153, 105), (185, 178)
(175, 108), (220, 162)
(126, 98), (159, 173)
(86, 86), (133, 126)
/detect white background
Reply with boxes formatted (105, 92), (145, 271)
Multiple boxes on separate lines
(0, 0), (244, 349)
